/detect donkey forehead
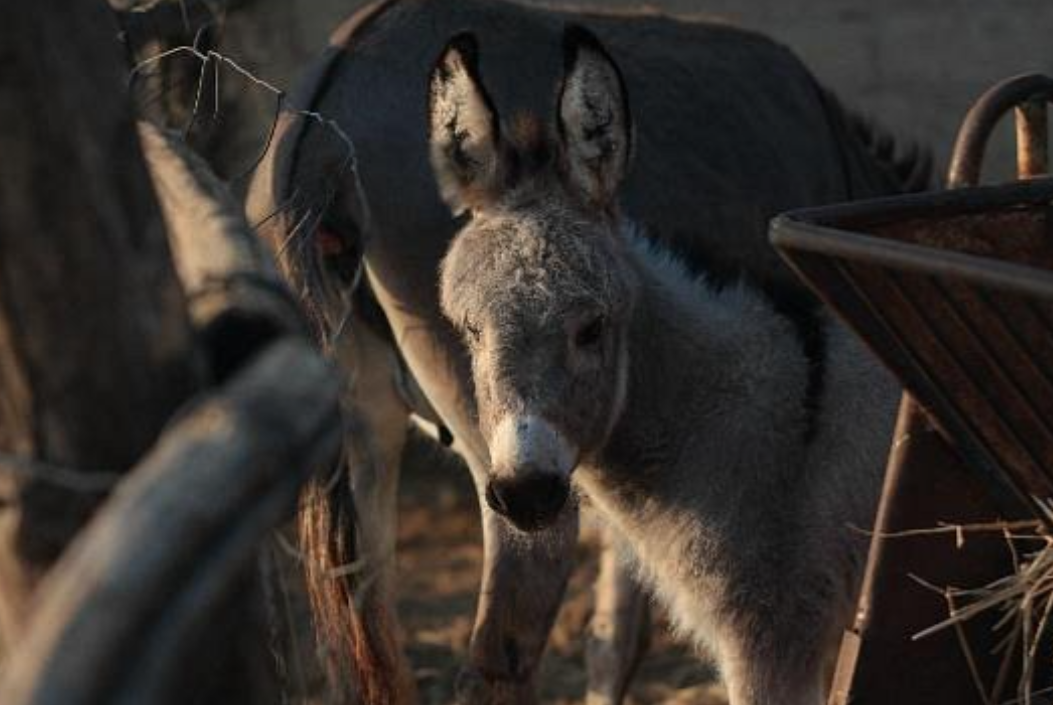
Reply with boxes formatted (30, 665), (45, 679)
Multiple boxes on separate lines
(441, 208), (621, 322)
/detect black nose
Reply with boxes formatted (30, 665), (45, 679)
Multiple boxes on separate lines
(485, 472), (569, 531)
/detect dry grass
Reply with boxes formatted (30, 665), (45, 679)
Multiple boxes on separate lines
(904, 503), (1053, 705)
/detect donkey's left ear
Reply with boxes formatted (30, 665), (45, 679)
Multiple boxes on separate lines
(428, 33), (503, 216)
(557, 25), (633, 208)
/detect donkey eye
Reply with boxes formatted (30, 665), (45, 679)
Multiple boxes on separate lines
(575, 315), (605, 348)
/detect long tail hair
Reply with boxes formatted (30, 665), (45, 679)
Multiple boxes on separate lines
(298, 444), (406, 705)
(250, 89), (402, 701)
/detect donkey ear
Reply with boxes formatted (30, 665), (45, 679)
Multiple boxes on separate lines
(428, 33), (503, 216)
(557, 25), (633, 208)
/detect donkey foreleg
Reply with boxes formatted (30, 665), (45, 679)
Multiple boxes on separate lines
(718, 630), (826, 705)
(585, 522), (650, 705)
(456, 491), (579, 705)
(362, 272), (577, 705)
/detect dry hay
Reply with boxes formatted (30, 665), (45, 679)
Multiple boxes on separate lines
(901, 502), (1053, 705)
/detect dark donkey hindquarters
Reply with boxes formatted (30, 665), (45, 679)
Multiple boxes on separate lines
(246, 0), (930, 702)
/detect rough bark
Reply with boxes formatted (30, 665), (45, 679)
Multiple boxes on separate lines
(0, 0), (202, 642)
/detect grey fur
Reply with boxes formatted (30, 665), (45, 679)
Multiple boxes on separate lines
(433, 27), (899, 705)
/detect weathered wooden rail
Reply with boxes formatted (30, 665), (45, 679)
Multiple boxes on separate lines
(0, 340), (340, 705)
(0, 3), (346, 703)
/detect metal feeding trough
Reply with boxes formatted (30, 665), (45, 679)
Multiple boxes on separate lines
(772, 170), (1053, 515)
(771, 75), (1053, 705)
(774, 74), (1053, 517)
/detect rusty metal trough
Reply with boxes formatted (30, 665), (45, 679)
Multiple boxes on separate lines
(772, 74), (1053, 705)
(772, 175), (1053, 515)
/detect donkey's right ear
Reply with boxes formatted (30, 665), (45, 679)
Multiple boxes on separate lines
(428, 33), (503, 216)
(557, 25), (632, 209)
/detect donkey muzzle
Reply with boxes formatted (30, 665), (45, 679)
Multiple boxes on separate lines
(485, 414), (577, 531)
(486, 471), (570, 531)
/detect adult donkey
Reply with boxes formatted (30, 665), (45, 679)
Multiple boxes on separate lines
(247, 1), (929, 702)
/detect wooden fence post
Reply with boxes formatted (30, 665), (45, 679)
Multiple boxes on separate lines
(0, 0), (201, 648)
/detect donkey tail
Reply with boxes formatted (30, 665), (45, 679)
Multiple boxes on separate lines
(298, 443), (406, 705)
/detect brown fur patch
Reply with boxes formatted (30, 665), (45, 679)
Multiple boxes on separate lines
(509, 113), (547, 155)
(507, 112), (555, 181)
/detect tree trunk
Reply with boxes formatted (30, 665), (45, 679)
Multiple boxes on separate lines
(0, 0), (201, 646)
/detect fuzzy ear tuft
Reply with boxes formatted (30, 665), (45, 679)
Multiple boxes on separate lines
(428, 32), (503, 215)
(557, 25), (633, 208)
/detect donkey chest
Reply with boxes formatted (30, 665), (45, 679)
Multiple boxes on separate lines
(635, 519), (732, 649)
(580, 473), (742, 647)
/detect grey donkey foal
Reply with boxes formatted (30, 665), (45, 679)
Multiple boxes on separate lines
(430, 27), (900, 705)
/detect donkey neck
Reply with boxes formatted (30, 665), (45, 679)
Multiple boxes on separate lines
(590, 230), (814, 517)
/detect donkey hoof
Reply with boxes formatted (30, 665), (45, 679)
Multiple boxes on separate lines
(455, 667), (537, 705)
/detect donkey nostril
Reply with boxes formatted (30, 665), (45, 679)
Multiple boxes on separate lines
(487, 472), (569, 530)
(532, 474), (569, 516)
(485, 482), (510, 515)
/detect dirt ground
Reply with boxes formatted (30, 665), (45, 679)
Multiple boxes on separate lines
(394, 431), (727, 705)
